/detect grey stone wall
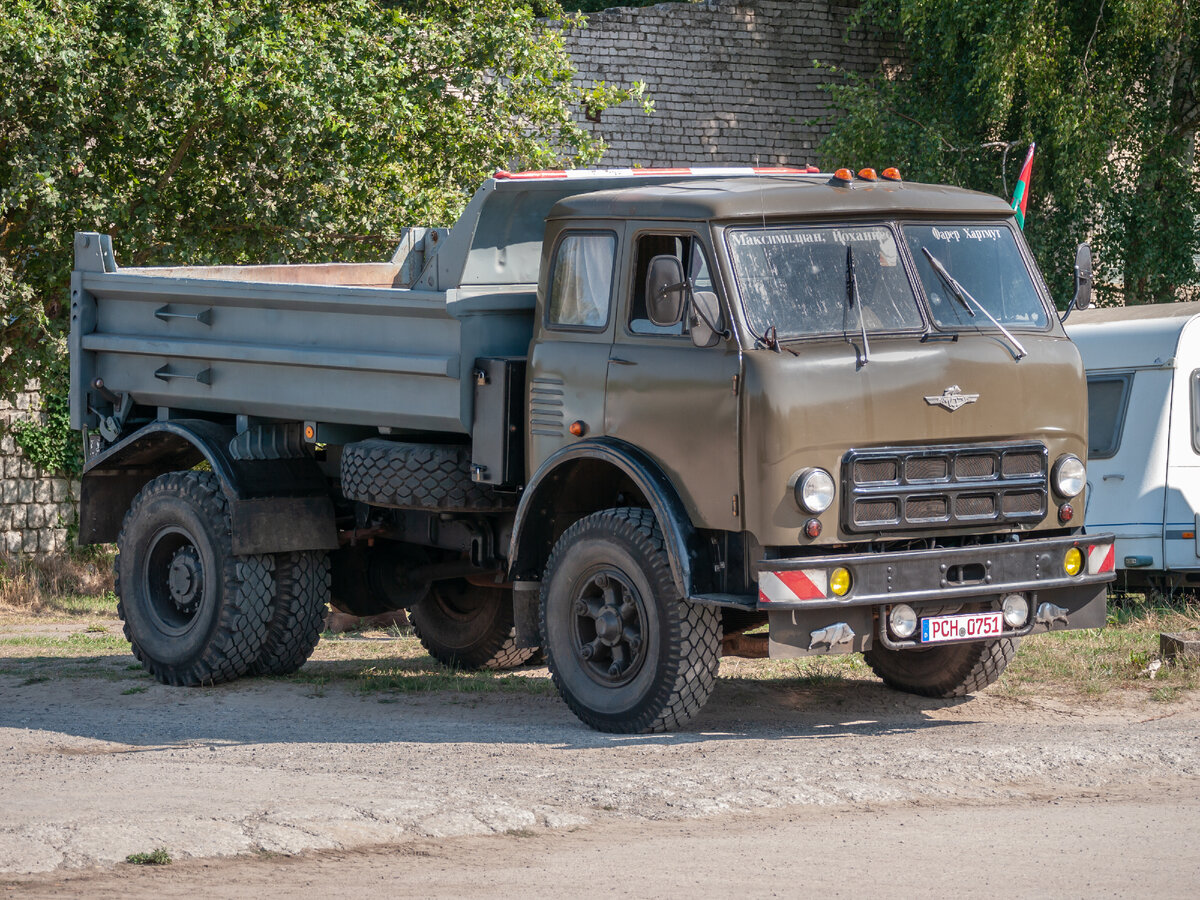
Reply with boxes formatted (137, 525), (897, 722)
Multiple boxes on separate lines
(563, 1), (899, 167)
(0, 385), (78, 557)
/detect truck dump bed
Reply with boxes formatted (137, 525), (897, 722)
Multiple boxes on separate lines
(68, 235), (533, 435)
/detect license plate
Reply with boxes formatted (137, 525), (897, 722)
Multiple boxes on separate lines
(920, 611), (1004, 643)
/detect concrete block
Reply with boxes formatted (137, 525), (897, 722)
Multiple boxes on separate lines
(3, 532), (21, 555)
(51, 479), (68, 503)
(22, 530), (37, 554)
(34, 481), (51, 504)
(17, 481), (33, 504)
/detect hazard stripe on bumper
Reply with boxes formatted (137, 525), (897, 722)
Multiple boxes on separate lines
(1087, 543), (1115, 575)
(758, 569), (829, 603)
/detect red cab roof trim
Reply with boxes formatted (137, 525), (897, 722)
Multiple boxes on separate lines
(493, 165), (820, 180)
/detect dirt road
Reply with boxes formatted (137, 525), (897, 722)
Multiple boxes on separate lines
(2, 664), (1199, 893)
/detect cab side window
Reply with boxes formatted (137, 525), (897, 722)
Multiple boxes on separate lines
(629, 234), (712, 335)
(547, 232), (616, 330)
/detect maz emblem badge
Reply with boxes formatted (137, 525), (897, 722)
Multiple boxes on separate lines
(925, 385), (979, 412)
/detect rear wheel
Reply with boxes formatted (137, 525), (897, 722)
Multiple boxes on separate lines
(540, 508), (721, 734)
(410, 581), (536, 670)
(864, 636), (1019, 698)
(251, 550), (331, 676)
(115, 472), (272, 686)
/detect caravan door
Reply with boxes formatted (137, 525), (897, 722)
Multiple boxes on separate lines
(1162, 320), (1200, 572)
(1085, 366), (1171, 571)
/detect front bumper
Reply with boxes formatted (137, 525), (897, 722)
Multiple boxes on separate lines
(757, 532), (1116, 611)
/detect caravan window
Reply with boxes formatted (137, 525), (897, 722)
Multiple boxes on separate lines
(1087, 374), (1132, 459)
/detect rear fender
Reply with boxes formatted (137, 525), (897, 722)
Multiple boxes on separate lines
(79, 419), (337, 555)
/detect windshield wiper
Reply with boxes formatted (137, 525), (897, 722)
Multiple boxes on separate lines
(845, 246), (870, 367)
(921, 247), (1027, 361)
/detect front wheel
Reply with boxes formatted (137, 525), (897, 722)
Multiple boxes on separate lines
(541, 508), (721, 734)
(864, 636), (1019, 698)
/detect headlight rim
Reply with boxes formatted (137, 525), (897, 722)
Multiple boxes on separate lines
(1052, 454), (1086, 498)
(793, 467), (836, 514)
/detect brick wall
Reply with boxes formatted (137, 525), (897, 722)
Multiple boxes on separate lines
(562, 1), (899, 167)
(0, 385), (78, 557)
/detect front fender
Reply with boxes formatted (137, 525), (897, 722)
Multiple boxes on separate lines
(507, 437), (697, 597)
(79, 419), (336, 555)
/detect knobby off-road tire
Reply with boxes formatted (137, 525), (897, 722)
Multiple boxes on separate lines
(341, 440), (510, 512)
(410, 582), (537, 670)
(864, 636), (1020, 698)
(250, 550), (331, 676)
(115, 472), (273, 686)
(540, 508), (722, 734)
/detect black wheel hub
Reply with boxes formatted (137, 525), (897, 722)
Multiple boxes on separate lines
(167, 546), (203, 614)
(572, 571), (647, 686)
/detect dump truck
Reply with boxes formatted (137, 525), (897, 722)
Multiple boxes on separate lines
(68, 166), (1116, 733)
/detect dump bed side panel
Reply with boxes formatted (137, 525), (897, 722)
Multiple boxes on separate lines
(70, 234), (533, 435)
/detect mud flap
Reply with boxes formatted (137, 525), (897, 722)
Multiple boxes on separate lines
(513, 580), (542, 649)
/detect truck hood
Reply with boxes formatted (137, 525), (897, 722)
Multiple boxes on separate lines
(740, 331), (1087, 547)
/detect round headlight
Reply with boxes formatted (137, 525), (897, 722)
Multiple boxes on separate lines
(794, 468), (835, 514)
(889, 604), (918, 639)
(1053, 454), (1085, 498)
(1002, 593), (1030, 628)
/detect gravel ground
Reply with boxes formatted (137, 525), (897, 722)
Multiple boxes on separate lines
(1, 663), (1198, 887)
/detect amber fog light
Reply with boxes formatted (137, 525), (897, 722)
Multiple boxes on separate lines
(829, 567), (852, 596)
(1063, 547), (1083, 576)
(889, 604), (918, 639)
(1002, 593), (1030, 628)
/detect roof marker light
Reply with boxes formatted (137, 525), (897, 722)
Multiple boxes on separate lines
(830, 168), (854, 186)
(881, 167), (903, 182)
(857, 168), (878, 181)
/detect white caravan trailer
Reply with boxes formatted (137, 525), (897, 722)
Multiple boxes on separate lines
(1067, 301), (1200, 590)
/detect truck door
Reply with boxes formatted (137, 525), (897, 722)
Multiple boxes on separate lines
(526, 224), (622, 476)
(604, 228), (741, 532)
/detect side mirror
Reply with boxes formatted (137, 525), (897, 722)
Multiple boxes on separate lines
(1062, 242), (1092, 323)
(690, 291), (725, 348)
(646, 255), (687, 326)
(1072, 242), (1093, 311)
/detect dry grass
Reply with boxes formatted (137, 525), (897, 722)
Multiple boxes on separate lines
(0, 560), (1196, 704)
(0, 549), (115, 620)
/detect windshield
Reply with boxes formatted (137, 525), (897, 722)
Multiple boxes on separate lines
(904, 224), (1048, 330)
(727, 225), (923, 340)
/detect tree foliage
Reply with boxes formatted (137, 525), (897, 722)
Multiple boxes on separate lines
(0, 0), (647, 404)
(820, 0), (1199, 306)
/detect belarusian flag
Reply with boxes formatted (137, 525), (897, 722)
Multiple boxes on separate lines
(1011, 143), (1035, 230)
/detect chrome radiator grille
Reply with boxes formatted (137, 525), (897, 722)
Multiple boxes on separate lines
(843, 442), (1048, 533)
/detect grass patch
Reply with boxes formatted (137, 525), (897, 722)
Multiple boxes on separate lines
(999, 594), (1199, 700)
(0, 550), (115, 619)
(121, 685), (148, 695)
(125, 848), (171, 866)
